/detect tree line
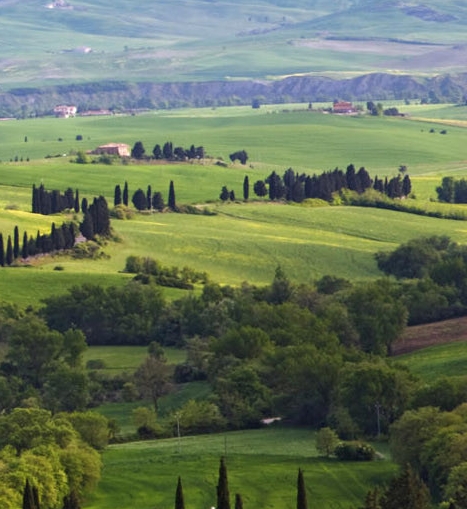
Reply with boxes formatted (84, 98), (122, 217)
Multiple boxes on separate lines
(114, 180), (176, 211)
(32, 184), (80, 215)
(131, 140), (205, 161)
(221, 166), (412, 204)
(437, 176), (467, 204)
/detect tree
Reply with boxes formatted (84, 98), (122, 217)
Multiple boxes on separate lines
(134, 356), (172, 411)
(22, 479), (38, 509)
(22, 231), (29, 259)
(316, 427), (339, 457)
(380, 464), (430, 509)
(163, 141), (174, 160)
(175, 476), (185, 509)
(13, 225), (19, 259)
(146, 185), (152, 210)
(168, 180), (176, 210)
(79, 212), (94, 240)
(297, 468), (308, 509)
(253, 180), (267, 197)
(152, 192), (164, 211)
(6, 235), (13, 266)
(220, 186), (229, 201)
(0, 233), (4, 267)
(217, 457), (230, 509)
(74, 189), (80, 213)
(243, 175), (249, 200)
(114, 185), (122, 206)
(132, 189), (147, 211)
(131, 141), (145, 159)
(235, 494), (243, 509)
(153, 144), (162, 160)
(123, 181), (129, 206)
(81, 197), (88, 214)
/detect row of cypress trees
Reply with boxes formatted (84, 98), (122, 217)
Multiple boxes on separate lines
(114, 181), (177, 211)
(0, 222), (76, 266)
(32, 184), (80, 215)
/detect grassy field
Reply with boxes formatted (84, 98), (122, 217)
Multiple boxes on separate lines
(83, 427), (397, 509)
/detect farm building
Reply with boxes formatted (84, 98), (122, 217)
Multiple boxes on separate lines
(332, 101), (358, 114)
(54, 105), (77, 118)
(90, 143), (131, 157)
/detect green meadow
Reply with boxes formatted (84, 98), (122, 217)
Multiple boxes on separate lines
(83, 427), (397, 509)
(396, 342), (467, 382)
(1, 107), (467, 306)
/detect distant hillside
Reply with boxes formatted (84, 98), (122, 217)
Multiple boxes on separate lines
(2, 0), (467, 90)
(3, 72), (467, 117)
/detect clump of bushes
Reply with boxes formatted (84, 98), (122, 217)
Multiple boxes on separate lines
(334, 441), (375, 461)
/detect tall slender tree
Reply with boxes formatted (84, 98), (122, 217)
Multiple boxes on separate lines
(74, 189), (80, 213)
(175, 476), (185, 509)
(168, 180), (176, 211)
(297, 468), (308, 509)
(13, 225), (20, 259)
(6, 235), (13, 266)
(235, 494), (243, 509)
(22, 231), (29, 259)
(243, 175), (249, 201)
(147, 185), (152, 210)
(22, 478), (38, 509)
(123, 181), (129, 206)
(217, 457), (230, 509)
(114, 184), (122, 206)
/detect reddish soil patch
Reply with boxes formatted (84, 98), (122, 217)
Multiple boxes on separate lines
(393, 316), (467, 356)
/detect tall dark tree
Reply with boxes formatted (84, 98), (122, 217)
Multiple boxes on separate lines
(253, 180), (267, 197)
(114, 185), (122, 206)
(32, 184), (38, 213)
(402, 175), (412, 197)
(380, 464), (430, 509)
(168, 181), (176, 211)
(297, 468), (308, 509)
(153, 144), (162, 160)
(22, 231), (28, 259)
(229, 190), (235, 201)
(123, 181), (129, 206)
(243, 175), (249, 201)
(81, 197), (88, 214)
(74, 189), (80, 213)
(175, 476), (185, 509)
(163, 141), (174, 160)
(131, 141), (146, 159)
(89, 196), (110, 237)
(13, 225), (20, 259)
(147, 185), (152, 210)
(65, 187), (74, 209)
(0, 233), (4, 267)
(217, 457), (230, 509)
(79, 212), (94, 240)
(6, 235), (13, 266)
(63, 491), (80, 509)
(22, 479), (37, 509)
(220, 186), (229, 201)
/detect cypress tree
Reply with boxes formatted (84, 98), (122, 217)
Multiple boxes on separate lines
(220, 186), (229, 201)
(217, 457), (230, 509)
(114, 185), (122, 206)
(175, 476), (185, 509)
(6, 235), (13, 266)
(0, 233), (4, 267)
(297, 468), (308, 509)
(22, 479), (36, 509)
(80, 212), (94, 240)
(65, 187), (74, 209)
(147, 185), (152, 210)
(74, 189), (80, 213)
(152, 192), (165, 211)
(22, 231), (28, 259)
(123, 181), (129, 206)
(13, 225), (20, 259)
(81, 197), (88, 214)
(32, 184), (37, 213)
(243, 175), (249, 201)
(235, 494), (243, 509)
(35, 230), (42, 254)
(168, 180), (176, 210)
(132, 189), (147, 211)
(380, 464), (430, 509)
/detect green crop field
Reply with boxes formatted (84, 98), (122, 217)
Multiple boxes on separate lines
(1, 108), (467, 306)
(396, 342), (467, 381)
(83, 427), (397, 509)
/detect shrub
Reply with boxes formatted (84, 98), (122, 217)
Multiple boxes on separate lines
(110, 204), (135, 220)
(86, 359), (107, 370)
(334, 441), (375, 461)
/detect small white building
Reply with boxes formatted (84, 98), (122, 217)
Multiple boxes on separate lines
(54, 105), (77, 118)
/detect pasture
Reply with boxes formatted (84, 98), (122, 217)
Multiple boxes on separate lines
(1, 107), (467, 306)
(83, 427), (397, 509)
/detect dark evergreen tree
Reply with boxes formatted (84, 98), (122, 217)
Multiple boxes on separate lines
(188, 144), (196, 159)
(168, 181), (176, 210)
(35, 230), (42, 254)
(380, 464), (430, 509)
(65, 187), (74, 209)
(163, 141), (174, 160)
(79, 212), (94, 240)
(243, 175), (249, 201)
(32, 184), (38, 213)
(81, 197), (88, 214)
(220, 186), (229, 201)
(346, 164), (357, 191)
(229, 190), (235, 201)
(175, 476), (185, 509)
(123, 181), (129, 206)
(22, 231), (28, 259)
(152, 192), (165, 211)
(0, 233), (4, 267)
(74, 189), (80, 213)
(174, 147), (186, 160)
(147, 185), (152, 210)
(297, 468), (308, 509)
(63, 491), (80, 509)
(357, 167), (372, 193)
(131, 141), (146, 159)
(28, 236), (37, 257)
(361, 488), (381, 509)
(217, 457), (230, 509)
(6, 235), (13, 266)
(89, 196), (110, 236)
(402, 175), (412, 197)
(235, 494), (243, 509)
(153, 144), (162, 160)
(22, 479), (37, 509)
(195, 146), (205, 159)
(13, 225), (19, 259)
(132, 189), (148, 211)
(114, 185), (122, 206)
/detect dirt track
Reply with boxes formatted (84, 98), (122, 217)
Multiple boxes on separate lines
(393, 316), (467, 356)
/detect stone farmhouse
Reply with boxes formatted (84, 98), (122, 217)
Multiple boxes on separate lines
(90, 143), (131, 157)
(332, 101), (358, 114)
(54, 105), (77, 118)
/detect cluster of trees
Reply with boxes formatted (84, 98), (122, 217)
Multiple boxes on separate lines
(244, 166), (411, 204)
(229, 150), (248, 165)
(114, 181), (176, 212)
(125, 255), (208, 290)
(79, 196), (111, 240)
(366, 101), (401, 117)
(131, 141), (205, 161)
(0, 222), (76, 266)
(436, 176), (467, 203)
(32, 184), (80, 215)
(376, 235), (467, 324)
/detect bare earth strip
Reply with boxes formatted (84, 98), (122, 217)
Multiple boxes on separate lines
(393, 316), (467, 355)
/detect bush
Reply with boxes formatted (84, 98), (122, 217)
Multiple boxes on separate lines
(334, 441), (375, 461)
(86, 359), (107, 370)
(110, 204), (135, 220)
